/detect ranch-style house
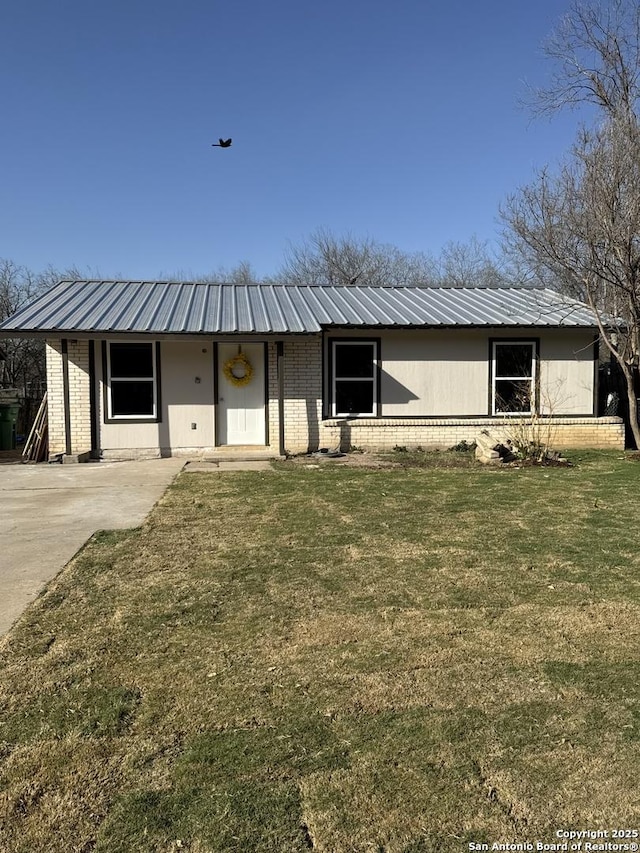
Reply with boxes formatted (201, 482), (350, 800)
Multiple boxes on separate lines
(0, 280), (624, 460)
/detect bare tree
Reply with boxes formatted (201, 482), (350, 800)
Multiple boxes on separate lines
(505, 121), (640, 443)
(161, 261), (261, 285)
(436, 236), (508, 288)
(0, 260), (47, 396)
(275, 229), (438, 287)
(0, 261), (85, 431)
(220, 261), (259, 285)
(503, 0), (640, 446)
(530, 0), (640, 118)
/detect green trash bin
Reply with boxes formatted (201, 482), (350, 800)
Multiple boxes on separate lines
(0, 403), (20, 451)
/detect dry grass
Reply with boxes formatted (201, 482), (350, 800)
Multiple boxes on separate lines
(1, 451), (639, 852)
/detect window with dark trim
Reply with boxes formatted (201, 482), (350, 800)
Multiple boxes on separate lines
(331, 340), (378, 416)
(107, 341), (158, 419)
(492, 340), (537, 414)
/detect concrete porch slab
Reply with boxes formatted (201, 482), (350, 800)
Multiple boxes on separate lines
(200, 450), (284, 462)
(184, 460), (275, 472)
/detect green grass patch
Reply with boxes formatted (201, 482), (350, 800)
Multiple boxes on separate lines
(1, 451), (639, 851)
(1, 685), (140, 743)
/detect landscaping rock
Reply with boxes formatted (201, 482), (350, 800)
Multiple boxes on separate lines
(475, 429), (516, 465)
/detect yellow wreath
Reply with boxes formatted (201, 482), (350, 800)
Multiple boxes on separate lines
(223, 352), (254, 387)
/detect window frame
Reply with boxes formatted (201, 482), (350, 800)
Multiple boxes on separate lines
(490, 338), (538, 416)
(329, 338), (380, 417)
(103, 340), (161, 423)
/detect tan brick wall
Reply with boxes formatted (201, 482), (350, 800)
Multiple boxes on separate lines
(68, 340), (91, 454)
(45, 335), (624, 460)
(280, 336), (323, 454)
(274, 336), (624, 453)
(317, 416), (625, 452)
(45, 341), (65, 456)
(45, 339), (92, 458)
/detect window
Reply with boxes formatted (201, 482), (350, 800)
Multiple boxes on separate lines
(492, 340), (537, 415)
(106, 341), (158, 420)
(331, 340), (378, 416)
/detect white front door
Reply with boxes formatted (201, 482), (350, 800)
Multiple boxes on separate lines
(217, 343), (266, 445)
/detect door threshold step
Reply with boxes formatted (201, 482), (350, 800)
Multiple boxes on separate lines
(184, 459), (278, 472)
(201, 451), (284, 462)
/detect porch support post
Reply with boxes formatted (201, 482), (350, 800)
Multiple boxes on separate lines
(593, 333), (600, 415)
(61, 338), (72, 456)
(88, 340), (99, 456)
(277, 341), (285, 456)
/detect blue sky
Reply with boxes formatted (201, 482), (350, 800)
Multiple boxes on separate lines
(1, 0), (584, 280)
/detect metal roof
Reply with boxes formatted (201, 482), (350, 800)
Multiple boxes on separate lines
(0, 280), (598, 335)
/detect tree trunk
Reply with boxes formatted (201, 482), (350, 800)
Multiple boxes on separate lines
(621, 360), (640, 449)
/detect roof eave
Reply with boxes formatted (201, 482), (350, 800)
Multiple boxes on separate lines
(0, 321), (600, 339)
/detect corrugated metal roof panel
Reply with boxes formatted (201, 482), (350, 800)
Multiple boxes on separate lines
(260, 285), (287, 332)
(381, 288), (450, 324)
(0, 280), (598, 335)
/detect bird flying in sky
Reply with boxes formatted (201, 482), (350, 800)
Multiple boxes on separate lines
(212, 138), (232, 147)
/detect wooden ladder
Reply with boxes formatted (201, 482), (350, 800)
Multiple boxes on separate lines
(22, 392), (48, 463)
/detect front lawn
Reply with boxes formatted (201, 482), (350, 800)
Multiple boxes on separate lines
(1, 452), (639, 852)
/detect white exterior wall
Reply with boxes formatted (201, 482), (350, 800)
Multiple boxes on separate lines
(281, 336), (323, 455)
(98, 340), (217, 453)
(45, 329), (622, 460)
(280, 329), (618, 454)
(98, 340), (280, 458)
(326, 327), (597, 418)
(539, 331), (595, 415)
(378, 329), (487, 416)
(317, 416), (624, 451)
(45, 341), (66, 456)
(45, 339), (91, 458)
(267, 341), (279, 450)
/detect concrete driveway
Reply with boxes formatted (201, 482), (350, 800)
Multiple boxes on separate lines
(0, 458), (185, 635)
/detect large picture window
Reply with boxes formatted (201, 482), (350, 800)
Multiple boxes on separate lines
(331, 340), (378, 416)
(106, 341), (158, 420)
(492, 340), (537, 415)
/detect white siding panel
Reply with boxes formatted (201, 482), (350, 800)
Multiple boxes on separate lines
(328, 328), (597, 418)
(98, 340), (215, 452)
(163, 342), (215, 447)
(540, 330), (596, 415)
(380, 329), (489, 416)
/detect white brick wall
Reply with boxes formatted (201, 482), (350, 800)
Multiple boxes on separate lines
(45, 339), (92, 458)
(267, 341), (280, 451)
(280, 336), (323, 454)
(318, 416), (624, 451)
(45, 341), (65, 456)
(276, 336), (624, 453)
(45, 335), (625, 459)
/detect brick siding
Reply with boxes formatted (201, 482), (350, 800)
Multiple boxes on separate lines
(45, 335), (625, 460)
(45, 339), (92, 458)
(280, 336), (323, 454)
(317, 416), (625, 452)
(277, 336), (624, 453)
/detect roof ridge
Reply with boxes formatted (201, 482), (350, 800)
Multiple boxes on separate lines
(55, 279), (546, 291)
